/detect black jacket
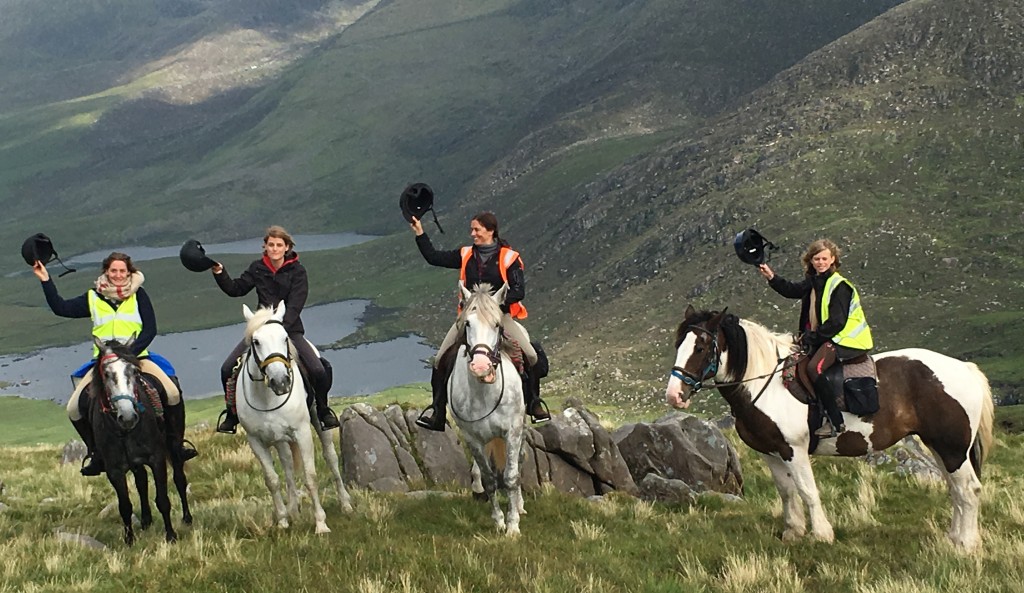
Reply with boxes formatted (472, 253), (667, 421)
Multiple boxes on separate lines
(767, 269), (854, 345)
(415, 234), (525, 312)
(40, 280), (157, 357)
(214, 252), (309, 334)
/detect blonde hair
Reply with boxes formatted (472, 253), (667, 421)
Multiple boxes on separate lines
(801, 239), (841, 275)
(263, 225), (294, 249)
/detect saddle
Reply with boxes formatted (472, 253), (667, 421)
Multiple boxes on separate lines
(783, 352), (880, 414)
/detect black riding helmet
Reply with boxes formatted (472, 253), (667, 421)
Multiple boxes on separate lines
(179, 239), (217, 272)
(400, 182), (444, 233)
(733, 228), (777, 265)
(22, 233), (77, 277)
(21, 233), (56, 266)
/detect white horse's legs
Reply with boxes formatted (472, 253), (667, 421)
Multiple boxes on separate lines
(784, 450), (834, 542)
(928, 450), (982, 551)
(762, 453), (807, 542)
(274, 441), (300, 518)
(248, 437), (290, 529)
(293, 427), (330, 534)
(503, 430), (525, 537)
(467, 440), (504, 532)
(313, 421), (353, 512)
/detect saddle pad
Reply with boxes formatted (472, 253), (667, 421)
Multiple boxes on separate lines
(842, 355), (877, 381)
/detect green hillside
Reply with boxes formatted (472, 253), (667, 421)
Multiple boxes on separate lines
(2, 0), (1022, 409)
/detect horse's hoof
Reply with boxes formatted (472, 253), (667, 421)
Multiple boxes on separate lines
(277, 519), (290, 529)
(341, 502), (354, 513)
(811, 528), (835, 543)
(315, 524), (331, 535)
(781, 528), (805, 543)
(183, 514), (194, 525)
(166, 532), (178, 543)
(505, 525), (521, 538)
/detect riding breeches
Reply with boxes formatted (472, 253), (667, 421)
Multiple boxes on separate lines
(434, 315), (538, 368)
(67, 359), (181, 421)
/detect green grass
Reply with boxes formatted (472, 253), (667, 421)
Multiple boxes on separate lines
(1, 400), (1024, 591)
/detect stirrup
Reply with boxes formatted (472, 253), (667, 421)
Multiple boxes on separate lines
(318, 407), (340, 431)
(529, 399), (551, 424)
(80, 454), (105, 477)
(216, 409), (238, 434)
(414, 407), (446, 432)
(177, 439), (199, 462)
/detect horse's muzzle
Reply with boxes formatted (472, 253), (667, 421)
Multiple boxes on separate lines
(267, 376), (292, 396)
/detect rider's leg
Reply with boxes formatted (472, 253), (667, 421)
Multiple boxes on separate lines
(807, 343), (844, 437)
(416, 345), (458, 432)
(68, 370), (104, 476)
(504, 318), (550, 422)
(293, 336), (339, 430)
(140, 360), (199, 462)
(216, 340), (247, 434)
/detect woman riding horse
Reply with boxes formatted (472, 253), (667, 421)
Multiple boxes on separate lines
(212, 225), (340, 433)
(757, 238), (873, 437)
(409, 211), (550, 431)
(33, 252), (197, 475)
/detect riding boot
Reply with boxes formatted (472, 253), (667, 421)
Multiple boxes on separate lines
(521, 366), (550, 423)
(415, 365), (450, 432)
(164, 402), (199, 462)
(71, 418), (105, 476)
(814, 371), (845, 437)
(216, 407), (239, 434)
(313, 389), (340, 431)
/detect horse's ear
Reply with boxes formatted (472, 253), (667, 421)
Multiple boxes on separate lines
(125, 333), (136, 348)
(243, 304), (255, 320)
(492, 283), (508, 306)
(684, 304), (696, 319)
(459, 281), (472, 301)
(272, 300), (286, 321)
(93, 336), (106, 352)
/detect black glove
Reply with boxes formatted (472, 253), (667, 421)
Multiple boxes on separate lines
(800, 331), (820, 351)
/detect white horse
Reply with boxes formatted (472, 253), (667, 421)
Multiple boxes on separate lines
(449, 283), (527, 536)
(665, 306), (994, 551)
(236, 302), (352, 534)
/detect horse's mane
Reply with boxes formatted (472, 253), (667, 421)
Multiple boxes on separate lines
(245, 307), (277, 342)
(459, 284), (503, 328)
(676, 310), (794, 382)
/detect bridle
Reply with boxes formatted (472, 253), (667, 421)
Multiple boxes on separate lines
(243, 318), (296, 412)
(96, 351), (144, 414)
(450, 315), (507, 423)
(670, 323), (804, 405)
(670, 325), (721, 394)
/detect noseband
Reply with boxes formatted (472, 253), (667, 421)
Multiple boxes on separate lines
(96, 352), (144, 414)
(465, 326), (503, 371)
(247, 319), (294, 383)
(670, 325), (721, 393)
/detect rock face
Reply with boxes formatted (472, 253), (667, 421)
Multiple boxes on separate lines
(613, 412), (744, 499)
(337, 402), (638, 497)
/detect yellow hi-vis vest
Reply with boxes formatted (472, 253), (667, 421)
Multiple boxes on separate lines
(820, 272), (873, 351)
(459, 246), (528, 319)
(88, 290), (148, 357)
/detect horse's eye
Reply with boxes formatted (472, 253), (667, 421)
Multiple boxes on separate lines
(695, 346), (704, 353)
(253, 339), (260, 347)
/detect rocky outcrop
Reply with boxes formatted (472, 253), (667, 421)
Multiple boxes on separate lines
(613, 412), (744, 499)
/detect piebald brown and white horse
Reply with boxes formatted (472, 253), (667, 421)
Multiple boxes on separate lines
(665, 306), (993, 551)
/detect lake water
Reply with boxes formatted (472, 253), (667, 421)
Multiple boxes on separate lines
(67, 233), (377, 267)
(0, 300), (436, 403)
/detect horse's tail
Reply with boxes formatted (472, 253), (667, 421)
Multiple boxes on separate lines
(967, 362), (994, 479)
(485, 437), (507, 476)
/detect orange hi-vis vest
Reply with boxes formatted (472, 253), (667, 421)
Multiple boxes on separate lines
(459, 246), (528, 319)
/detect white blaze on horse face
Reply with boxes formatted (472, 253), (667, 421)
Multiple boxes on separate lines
(465, 312), (499, 381)
(666, 332), (698, 409)
(105, 359), (139, 424)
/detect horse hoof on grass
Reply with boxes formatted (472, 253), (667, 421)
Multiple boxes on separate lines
(810, 528), (834, 543)
(277, 519), (290, 529)
(505, 525), (521, 538)
(315, 524), (331, 535)
(781, 528), (805, 543)
(183, 514), (194, 525)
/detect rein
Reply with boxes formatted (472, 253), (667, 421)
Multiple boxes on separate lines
(670, 325), (807, 404)
(242, 319), (296, 413)
(450, 321), (507, 423)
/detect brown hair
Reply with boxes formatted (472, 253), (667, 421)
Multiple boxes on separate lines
(102, 252), (138, 274)
(471, 212), (508, 246)
(263, 225), (295, 249)
(801, 239), (842, 275)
